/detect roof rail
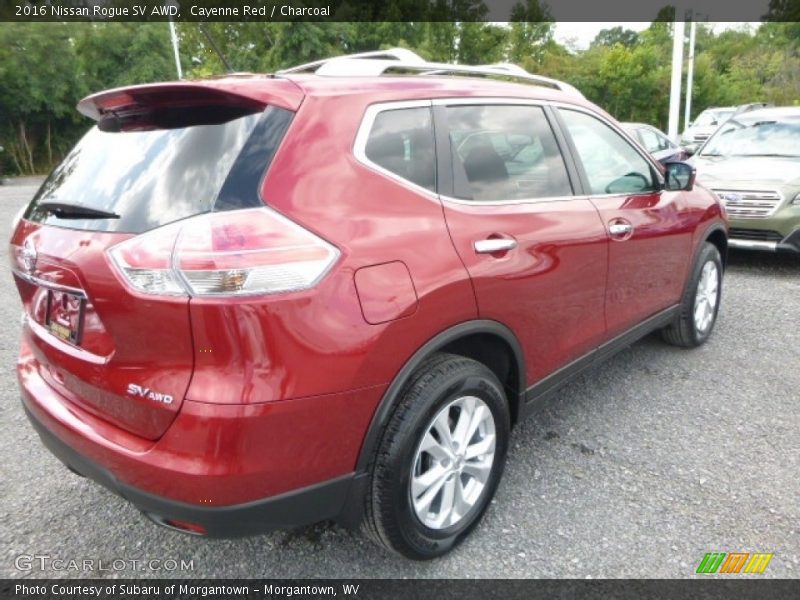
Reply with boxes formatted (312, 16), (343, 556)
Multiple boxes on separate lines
(279, 48), (426, 74)
(276, 48), (583, 97)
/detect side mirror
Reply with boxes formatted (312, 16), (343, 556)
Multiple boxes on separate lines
(664, 162), (696, 191)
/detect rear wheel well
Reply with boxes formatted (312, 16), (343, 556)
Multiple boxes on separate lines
(440, 333), (522, 424)
(706, 228), (728, 269)
(353, 321), (526, 476)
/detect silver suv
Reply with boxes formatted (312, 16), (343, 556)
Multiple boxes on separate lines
(681, 103), (771, 155)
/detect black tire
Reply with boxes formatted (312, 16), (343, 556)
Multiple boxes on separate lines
(362, 353), (510, 559)
(662, 241), (723, 348)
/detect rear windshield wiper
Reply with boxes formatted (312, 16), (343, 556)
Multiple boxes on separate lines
(37, 202), (120, 220)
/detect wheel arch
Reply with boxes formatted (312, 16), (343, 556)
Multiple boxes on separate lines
(704, 225), (729, 270)
(354, 320), (526, 473)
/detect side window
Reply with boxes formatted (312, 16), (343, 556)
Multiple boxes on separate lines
(636, 127), (662, 153)
(364, 107), (435, 192)
(655, 131), (675, 151)
(445, 105), (572, 201)
(560, 109), (656, 196)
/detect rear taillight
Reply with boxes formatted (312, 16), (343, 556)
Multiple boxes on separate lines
(108, 221), (185, 295)
(108, 208), (339, 297)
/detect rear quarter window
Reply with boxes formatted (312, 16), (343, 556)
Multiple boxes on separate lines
(363, 107), (436, 192)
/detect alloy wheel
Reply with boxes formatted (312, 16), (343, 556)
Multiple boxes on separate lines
(694, 260), (719, 333)
(410, 395), (496, 530)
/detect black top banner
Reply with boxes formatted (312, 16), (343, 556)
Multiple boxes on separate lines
(1, 0), (798, 22)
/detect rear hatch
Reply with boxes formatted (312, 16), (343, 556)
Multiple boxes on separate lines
(11, 81), (299, 439)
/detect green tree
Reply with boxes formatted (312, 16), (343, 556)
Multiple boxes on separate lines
(420, 22), (459, 62)
(74, 23), (179, 90)
(591, 27), (640, 49)
(3, 20), (799, 176)
(764, 0), (800, 20)
(508, 0), (554, 64)
(344, 22), (426, 55)
(0, 23), (84, 174)
(457, 23), (509, 64)
(265, 22), (349, 70)
(704, 26), (757, 74)
(639, 18), (672, 52)
(529, 39), (576, 77)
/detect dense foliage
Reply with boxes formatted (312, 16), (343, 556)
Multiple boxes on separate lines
(0, 18), (798, 175)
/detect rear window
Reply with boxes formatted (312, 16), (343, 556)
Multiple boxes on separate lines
(25, 107), (292, 233)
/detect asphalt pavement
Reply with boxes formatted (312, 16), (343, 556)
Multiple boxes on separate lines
(1, 179), (798, 578)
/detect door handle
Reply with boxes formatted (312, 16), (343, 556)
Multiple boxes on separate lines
(608, 222), (633, 237)
(474, 238), (517, 254)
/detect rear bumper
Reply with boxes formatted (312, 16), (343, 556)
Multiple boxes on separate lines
(25, 406), (355, 537)
(18, 340), (383, 535)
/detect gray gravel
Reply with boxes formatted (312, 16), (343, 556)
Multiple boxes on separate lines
(1, 180), (798, 579)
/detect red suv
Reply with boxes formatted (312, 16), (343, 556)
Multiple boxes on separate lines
(11, 49), (727, 559)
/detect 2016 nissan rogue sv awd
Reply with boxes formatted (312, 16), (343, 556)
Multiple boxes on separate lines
(11, 49), (728, 559)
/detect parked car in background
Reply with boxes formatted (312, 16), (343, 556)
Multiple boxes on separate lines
(622, 122), (688, 165)
(733, 102), (773, 116)
(10, 48), (727, 560)
(681, 103), (771, 155)
(681, 107), (736, 154)
(691, 106), (800, 253)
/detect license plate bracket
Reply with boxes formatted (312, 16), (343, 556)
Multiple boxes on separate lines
(45, 289), (86, 345)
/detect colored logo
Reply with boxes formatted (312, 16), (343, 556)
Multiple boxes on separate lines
(696, 552), (773, 574)
(717, 192), (741, 205)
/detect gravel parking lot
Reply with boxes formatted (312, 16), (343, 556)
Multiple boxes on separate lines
(1, 179), (798, 579)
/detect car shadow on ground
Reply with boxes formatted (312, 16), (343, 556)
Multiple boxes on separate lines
(726, 248), (800, 274)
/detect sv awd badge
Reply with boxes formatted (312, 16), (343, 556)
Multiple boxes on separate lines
(127, 383), (174, 405)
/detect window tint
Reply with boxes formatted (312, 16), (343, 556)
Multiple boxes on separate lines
(445, 105), (572, 201)
(700, 116), (800, 157)
(560, 110), (655, 195)
(654, 131), (674, 151)
(364, 107), (436, 191)
(694, 109), (734, 128)
(25, 109), (292, 234)
(637, 127), (663, 153)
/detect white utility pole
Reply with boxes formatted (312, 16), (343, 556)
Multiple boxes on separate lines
(684, 20), (697, 130)
(667, 20), (685, 142)
(168, 19), (182, 79)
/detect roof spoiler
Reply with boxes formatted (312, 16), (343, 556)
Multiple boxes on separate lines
(77, 82), (303, 131)
(78, 83), (269, 120)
